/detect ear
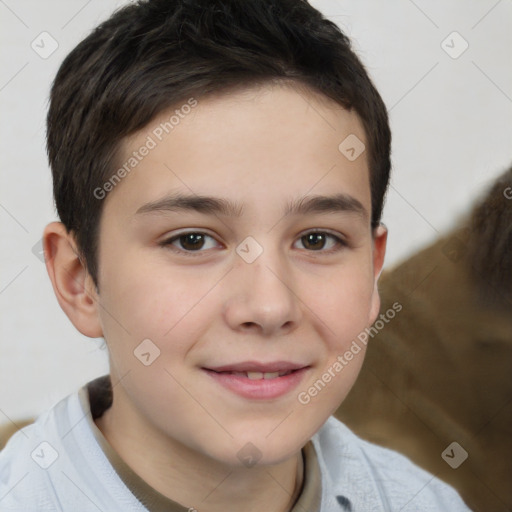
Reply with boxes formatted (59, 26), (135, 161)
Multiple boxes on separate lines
(368, 223), (388, 325)
(43, 222), (103, 338)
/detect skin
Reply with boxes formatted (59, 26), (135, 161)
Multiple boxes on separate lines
(44, 81), (387, 512)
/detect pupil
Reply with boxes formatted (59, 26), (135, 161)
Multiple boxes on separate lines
(182, 233), (204, 250)
(305, 233), (324, 250)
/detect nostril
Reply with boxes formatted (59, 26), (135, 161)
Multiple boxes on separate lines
(242, 322), (258, 329)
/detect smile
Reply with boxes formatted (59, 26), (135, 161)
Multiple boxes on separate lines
(202, 362), (310, 400)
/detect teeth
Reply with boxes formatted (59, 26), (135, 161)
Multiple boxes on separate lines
(227, 370), (295, 379)
(246, 371), (288, 380)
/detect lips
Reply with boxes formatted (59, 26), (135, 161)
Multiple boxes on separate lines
(205, 361), (307, 374)
(204, 362), (307, 380)
(202, 361), (310, 398)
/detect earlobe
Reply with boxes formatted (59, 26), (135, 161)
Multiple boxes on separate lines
(43, 222), (103, 338)
(368, 223), (388, 324)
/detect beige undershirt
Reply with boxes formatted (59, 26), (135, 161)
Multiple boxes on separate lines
(81, 376), (322, 512)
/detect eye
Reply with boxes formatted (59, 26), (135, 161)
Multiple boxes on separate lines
(294, 231), (346, 253)
(160, 230), (347, 257)
(159, 232), (220, 256)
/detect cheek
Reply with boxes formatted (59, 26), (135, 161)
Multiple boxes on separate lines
(312, 263), (375, 334)
(97, 258), (218, 368)
(100, 250), (175, 328)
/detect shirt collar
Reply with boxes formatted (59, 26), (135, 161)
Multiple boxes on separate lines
(81, 375), (323, 512)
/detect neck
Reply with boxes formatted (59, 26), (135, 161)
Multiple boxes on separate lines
(94, 387), (304, 512)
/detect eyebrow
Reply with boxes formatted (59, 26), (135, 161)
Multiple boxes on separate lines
(134, 192), (368, 222)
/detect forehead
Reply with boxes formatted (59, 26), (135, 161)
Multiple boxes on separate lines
(103, 81), (370, 222)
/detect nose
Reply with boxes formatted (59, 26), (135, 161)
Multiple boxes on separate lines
(223, 245), (302, 337)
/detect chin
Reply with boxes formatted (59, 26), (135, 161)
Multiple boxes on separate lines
(223, 430), (305, 468)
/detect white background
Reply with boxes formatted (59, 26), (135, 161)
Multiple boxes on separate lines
(1, 0), (511, 419)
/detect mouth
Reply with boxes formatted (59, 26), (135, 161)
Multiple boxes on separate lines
(212, 369), (295, 380)
(204, 361), (307, 377)
(202, 361), (310, 400)
(206, 368), (299, 381)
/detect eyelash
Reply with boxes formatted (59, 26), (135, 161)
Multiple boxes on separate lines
(159, 230), (347, 257)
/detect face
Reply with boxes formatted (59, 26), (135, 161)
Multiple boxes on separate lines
(92, 81), (386, 467)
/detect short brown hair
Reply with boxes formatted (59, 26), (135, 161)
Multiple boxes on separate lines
(47, 0), (391, 289)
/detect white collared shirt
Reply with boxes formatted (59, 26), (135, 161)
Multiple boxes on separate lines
(0, 380), (472, 511)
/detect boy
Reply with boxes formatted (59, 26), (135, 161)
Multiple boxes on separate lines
(0, 0), (472, 510)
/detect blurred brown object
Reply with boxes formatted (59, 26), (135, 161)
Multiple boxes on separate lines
(0, 419), (34, 451)
(335, 167), (512, 512)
